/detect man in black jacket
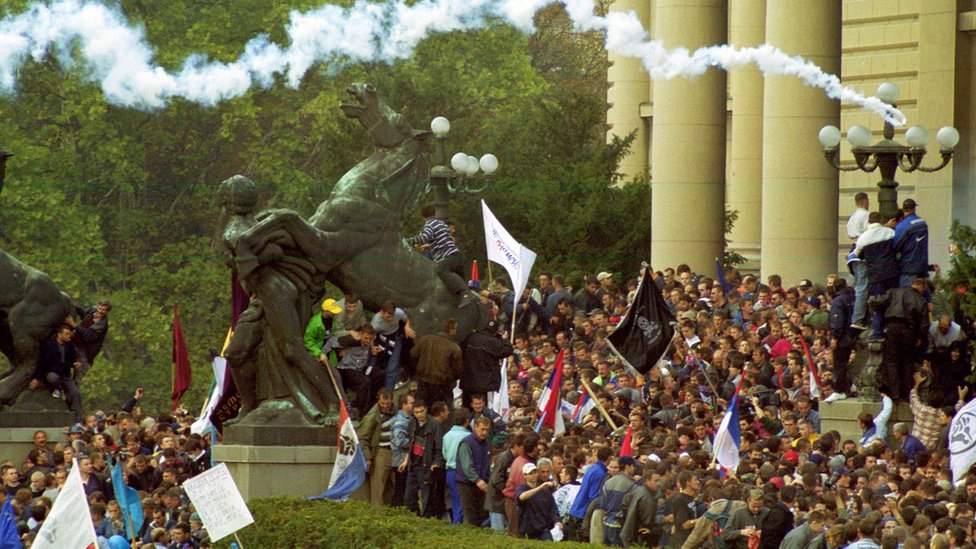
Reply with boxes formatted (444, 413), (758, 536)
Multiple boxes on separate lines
(460, 320), (513, 406)
(30, 325), (82, 418)
(881, 278), (929, 401)
(401, 399), (444, 517)
(828, 279), (856, 395)
(67, 299), (111, 379)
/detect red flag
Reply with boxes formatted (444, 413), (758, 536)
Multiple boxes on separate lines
(619, 426), (633, 457)
(172, 303), (192, 410)
(799, 337), (822, 399)
(470, 260), (481, 290)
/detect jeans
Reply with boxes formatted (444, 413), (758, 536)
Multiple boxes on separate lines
(446, 469), (464, 525)
(384, 334), (403, 391)
(436, 253), (469, 295)
(604, 524), (624, 546)
(404, 467), (429, 516)
(46, 372), (81, 419)
(489, 511), (508, 531)
(852, 261), (868, 325)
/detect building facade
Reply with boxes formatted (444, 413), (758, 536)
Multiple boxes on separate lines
(608, 0), (975, 284)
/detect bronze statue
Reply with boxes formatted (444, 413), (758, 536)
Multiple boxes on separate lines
(218, 84), (488, 424)
(0, 253), (75, 407)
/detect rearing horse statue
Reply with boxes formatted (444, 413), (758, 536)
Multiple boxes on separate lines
(232, 83), (488, 339)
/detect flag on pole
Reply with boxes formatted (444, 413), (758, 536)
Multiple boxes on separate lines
(619, 426), (634, 457)
(492, 359), (510, 420)
(110, 458), (144, 540)
(712, 394), (742, 471)
(481, 200), (537, 299)
(172, 302), (192, 411)
(950, 398), (976, 483)
(799, 337), (822, 399)
(571, 391), (596, 423)
(191, 357), (232, 436)
(607, 273), (675, 373)
(470, 260), (481, 290)
(535, 351), (566, 437)
(0, 497), (19, 549)
(310, 400), (367, 500)
(34, 459), (98, 549)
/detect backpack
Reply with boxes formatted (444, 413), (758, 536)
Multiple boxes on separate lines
(704, 499), (734, 549)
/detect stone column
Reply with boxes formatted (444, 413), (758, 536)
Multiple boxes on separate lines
(650, 0), (727, 274)
(760, 0), (840, 284)
(607, 0), (651, 181)
(727, 0), (765, 268)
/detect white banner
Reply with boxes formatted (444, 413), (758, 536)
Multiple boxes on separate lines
(950, 398), (976, 483)
(34, 459), (98, 549)
(481, 200), (537, 299)
(182, 463), (254, 542)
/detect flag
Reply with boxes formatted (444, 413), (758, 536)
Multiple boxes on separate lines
(110, 458), (144, 540)
(481, 200), (537, 299)
(715, 259), (732, 293)
(535, 351), (566, 437)
(799, 337), (822, 399)
(619, 426), (634, 457)
(950, 398), (976, 483)
(571, 391), (596, 423)
(34, 459), (97, 549)
(192, 357), (233, 436)
(208, 273), (248, 433)
(492, 359), (510, 421)
(310, 400), (367, 500)
(470, 260), (481, 290)
(172, 302), (192, 411)
(712, 394), (742, 471)
(0, 497), (19, 549)
(607, 272), (676, 373)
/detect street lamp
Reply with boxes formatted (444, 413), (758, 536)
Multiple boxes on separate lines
(429, 116), (498, 219)
(818, 81), (959, 220)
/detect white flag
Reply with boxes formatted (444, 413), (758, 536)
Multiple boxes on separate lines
(192, 356), (229, 435)
(950, 398), (976, 483)
(493, 358), (510, 420)
(482, 200), (537, 298)
(34, 459), (98, 549)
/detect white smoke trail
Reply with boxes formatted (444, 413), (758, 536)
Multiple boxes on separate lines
(0, 0), (906, 125)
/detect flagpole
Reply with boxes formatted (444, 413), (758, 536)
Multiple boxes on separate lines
(603, 339), (642, 380)
(580, 378), (618, 431)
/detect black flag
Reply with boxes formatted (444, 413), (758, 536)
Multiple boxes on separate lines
(608, 272), (675, 373)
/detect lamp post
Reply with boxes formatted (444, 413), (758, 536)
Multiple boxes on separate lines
(429, 116), (498, 219)
(818, 82), (960, 221)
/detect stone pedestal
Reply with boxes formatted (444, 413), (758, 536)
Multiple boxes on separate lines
(820, 398), (914, 446)
(0, 427), (69, 464)
(213, 444), (368, 502)
(214, 403), (360, 501)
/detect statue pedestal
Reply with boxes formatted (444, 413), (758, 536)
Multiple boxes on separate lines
(213, 403), (365, 501)
(820, 398), (914, 445)
(0, 391), (75, 463)
(212, 443), (367, 502)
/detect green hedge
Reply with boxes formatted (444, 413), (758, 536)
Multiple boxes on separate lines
(217, 497), (592, 548)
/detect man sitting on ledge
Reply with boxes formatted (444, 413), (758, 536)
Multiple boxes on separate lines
(29, 324), (83, 420)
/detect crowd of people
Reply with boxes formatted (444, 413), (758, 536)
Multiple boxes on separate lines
(322, 196), (976, 548)
(3, 392), (215, 549)
(13, 196), (976, 548)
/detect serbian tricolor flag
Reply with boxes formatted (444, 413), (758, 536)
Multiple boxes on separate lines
(712, 393), (741, 471)
(470, 260), (481, 290)
(310, 400), (367, 501)
(535, 350), (566, 436)
(171, 302), (192, 411)
(571, 391), (596, 423)
(799, 337), (822, 399)
(619, 426), (634, 457)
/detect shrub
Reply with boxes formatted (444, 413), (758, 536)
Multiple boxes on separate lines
(216, 497), (590, 548)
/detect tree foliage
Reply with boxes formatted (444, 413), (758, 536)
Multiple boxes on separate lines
(0, 1), (646, 412)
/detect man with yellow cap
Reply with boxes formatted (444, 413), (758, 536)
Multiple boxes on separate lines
(304, 298), (343, 364)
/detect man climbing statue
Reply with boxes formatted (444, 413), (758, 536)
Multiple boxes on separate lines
(408, 204), (472, 309)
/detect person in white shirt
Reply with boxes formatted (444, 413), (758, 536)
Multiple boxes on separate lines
(847, 192), (870, 327)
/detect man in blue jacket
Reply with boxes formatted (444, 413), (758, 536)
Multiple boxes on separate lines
(567, 446), (612, 541)
(894, 198), (929, 288)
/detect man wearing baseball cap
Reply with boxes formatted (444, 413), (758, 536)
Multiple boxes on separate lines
(893, 198), (929, 288)
(515, 462), (561, 540)
(304, 298), (342, 364)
